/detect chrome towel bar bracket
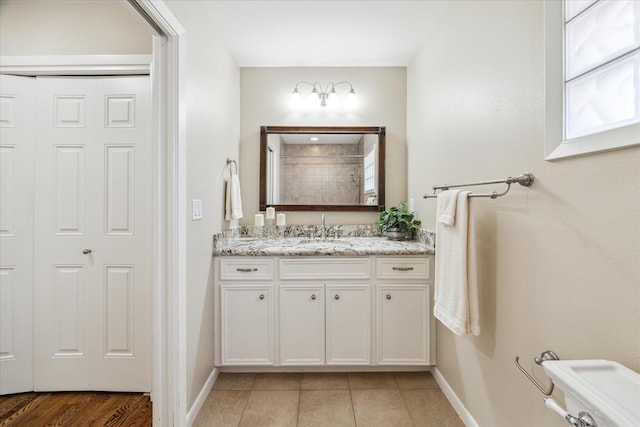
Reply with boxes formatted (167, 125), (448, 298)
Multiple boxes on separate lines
(515, 350), (559, 396)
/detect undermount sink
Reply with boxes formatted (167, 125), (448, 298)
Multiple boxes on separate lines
(542, 359), (640, 427)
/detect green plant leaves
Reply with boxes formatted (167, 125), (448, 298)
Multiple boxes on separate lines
(375, 201), (421, 233)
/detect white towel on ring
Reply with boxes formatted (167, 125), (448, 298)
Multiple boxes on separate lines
(434, 190), (480, 336)
(225, 173), (243, 221)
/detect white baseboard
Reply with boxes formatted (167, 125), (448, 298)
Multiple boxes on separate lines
(186, 367), (220, 427)
(432, 367), (479, 427)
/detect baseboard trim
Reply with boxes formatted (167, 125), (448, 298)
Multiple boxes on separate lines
(432, 367), (479, 427)
(186, 367), (219, 427)
(220, 365), (431, 373)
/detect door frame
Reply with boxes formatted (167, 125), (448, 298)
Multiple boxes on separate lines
(0, 1), (187, 425)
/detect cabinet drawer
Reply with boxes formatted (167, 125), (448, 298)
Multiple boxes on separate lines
(376, 257), (430, 280)
(279, 258), (370, 280)
(219, 258), (274, 281)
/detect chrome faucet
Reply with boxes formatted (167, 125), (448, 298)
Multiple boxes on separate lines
(320, 213), (327, 240)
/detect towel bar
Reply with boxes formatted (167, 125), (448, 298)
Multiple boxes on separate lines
(423, 173), (534, 199)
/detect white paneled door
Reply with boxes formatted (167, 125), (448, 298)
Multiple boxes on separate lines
(33, 76), (151, 391)
(0, 75), (36, 394)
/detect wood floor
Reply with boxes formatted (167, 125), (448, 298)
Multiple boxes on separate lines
(0, 391), (152, 427)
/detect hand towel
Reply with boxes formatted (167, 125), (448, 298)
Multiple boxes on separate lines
(467, 204), (479, 336)
(434, 190), (480, 336)
(225, 173), (243, 221)
(437, 189), (460, 225)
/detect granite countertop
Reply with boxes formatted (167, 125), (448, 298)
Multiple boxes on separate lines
(213, 236), (434, 257)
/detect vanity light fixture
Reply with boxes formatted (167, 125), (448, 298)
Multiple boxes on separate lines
(290, 81), (358, 109)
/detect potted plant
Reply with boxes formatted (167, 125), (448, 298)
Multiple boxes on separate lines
(376, 201), (421, 240)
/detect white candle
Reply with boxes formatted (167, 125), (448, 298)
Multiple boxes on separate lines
(277, 213), (286, 226)
(408, 198), (415, 213)
(266, 207), (275, 219)
(254, 214), (264, 226)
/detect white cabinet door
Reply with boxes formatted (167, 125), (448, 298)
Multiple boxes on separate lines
(221, 285), (274, 365)
(377, 285), (430, 365)
(279, 285), (325, 365)
(326, 285), (371, 365)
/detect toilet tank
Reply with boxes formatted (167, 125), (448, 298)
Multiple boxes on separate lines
(543, 359), (640, 427)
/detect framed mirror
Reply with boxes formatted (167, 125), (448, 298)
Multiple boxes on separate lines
(260, 126), (385, 212)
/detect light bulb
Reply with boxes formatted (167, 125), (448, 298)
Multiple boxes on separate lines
(290, 88), (302, 109)
(346, 88), (358, 109)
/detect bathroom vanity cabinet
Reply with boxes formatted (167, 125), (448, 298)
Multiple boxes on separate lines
(376, 257), (432, 364)
(214, 255), (435, 368)
(279, 258), (372, 366)
(218, 258), (275, 364)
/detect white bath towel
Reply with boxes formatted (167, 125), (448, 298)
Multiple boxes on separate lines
(434, 190), (480, 336)
(225, 173), (243, 221)
(437, 189), (459, 226)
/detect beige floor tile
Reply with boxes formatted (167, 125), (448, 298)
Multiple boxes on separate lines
(348, 372), (398, 389)
(192, 390), (249, 427)
(298, 389), (355, 427)
(252, 373), (303, 390)
(351, 389), (413, 427)
(393, 371), (439, 389)
(239, 390), (299, 427)
(401, 389), (465, 427)
(301, 373), (349, 390)
(213, 373), (256, 390)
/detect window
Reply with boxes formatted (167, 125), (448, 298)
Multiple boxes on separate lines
(544, 0), (640, 160)
(363, 145), (376, 193)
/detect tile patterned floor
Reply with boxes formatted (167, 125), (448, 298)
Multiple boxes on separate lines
(193, 372), (464, 427)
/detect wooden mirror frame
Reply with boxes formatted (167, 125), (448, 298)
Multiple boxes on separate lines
(259, 126), (386, 212)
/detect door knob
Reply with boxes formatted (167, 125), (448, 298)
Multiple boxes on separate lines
(82, 249), (92, 254)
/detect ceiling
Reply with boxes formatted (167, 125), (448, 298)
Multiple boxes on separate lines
(202, 0), (448, 67)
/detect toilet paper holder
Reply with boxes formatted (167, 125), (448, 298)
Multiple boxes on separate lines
(515, 350), (559, 395)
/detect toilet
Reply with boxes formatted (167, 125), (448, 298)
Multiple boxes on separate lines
(542, 359), (640, 427)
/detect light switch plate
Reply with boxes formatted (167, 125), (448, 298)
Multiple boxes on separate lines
(192, 199), (203, 220)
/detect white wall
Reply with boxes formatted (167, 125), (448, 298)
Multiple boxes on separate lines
(407, 1), (640, 426)
(240, 67), (407, 226)
(163, 0), (241, 412)
(0, 0), (151, 55)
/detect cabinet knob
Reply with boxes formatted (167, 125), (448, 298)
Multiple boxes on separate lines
(386, 294), (392, 300)
(311, 294), (316, 300)
(334, 294), (340, 300)
(82, 249), (92, 254)
(259, 294), (265, 300)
